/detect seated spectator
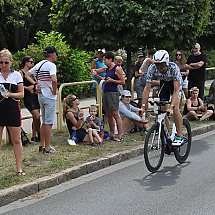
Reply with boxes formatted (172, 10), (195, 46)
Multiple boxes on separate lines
(183, 87), (213, 121)
(63, 94), (103, 146)
(85, 105), (101, 131)
(207, 80), (215, 107)
(119, 90), (149, 134)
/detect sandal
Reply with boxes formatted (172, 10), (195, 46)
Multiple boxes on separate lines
(112, 137), (123, 142)
(17, 171), (25, 176)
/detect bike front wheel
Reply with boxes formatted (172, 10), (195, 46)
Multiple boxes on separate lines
(174, 118), (192, 163)
(144, 123), (165, 173)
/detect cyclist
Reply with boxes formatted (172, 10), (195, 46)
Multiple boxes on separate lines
(141, 50), (183, 146)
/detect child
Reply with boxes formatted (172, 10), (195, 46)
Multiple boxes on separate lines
(63, 95), (103, 146)
(85, 105), (101, 131)
(86, 105), (109, 140)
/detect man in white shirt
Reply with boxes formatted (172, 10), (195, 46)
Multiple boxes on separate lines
(26, 46), (58, 153)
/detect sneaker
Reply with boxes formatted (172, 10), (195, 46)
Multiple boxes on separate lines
(172, 135), (183, 146)
(43, 146), (56, 154)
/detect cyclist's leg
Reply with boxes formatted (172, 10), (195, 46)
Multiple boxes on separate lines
(159, 80), (171, 130)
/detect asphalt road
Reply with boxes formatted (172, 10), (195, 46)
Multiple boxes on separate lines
(1, 131), (215, 215)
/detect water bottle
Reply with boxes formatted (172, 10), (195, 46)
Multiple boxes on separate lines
(153, 97), (160, 114)
(0, 84), (8, 97)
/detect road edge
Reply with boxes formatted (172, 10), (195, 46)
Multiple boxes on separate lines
(0, 122), (215, 207)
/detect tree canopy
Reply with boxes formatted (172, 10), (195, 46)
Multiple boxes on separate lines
(0, 0), (51, 51)
(51, 0), (213, 51)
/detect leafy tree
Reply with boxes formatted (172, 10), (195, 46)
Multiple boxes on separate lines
(13, 31), (92, 98)
(51, 0), (213, 89)
(0, 0), (51, 51)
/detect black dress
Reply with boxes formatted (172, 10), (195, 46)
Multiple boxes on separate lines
(21, 70), (40, 112)
(0, 71), (23, 127)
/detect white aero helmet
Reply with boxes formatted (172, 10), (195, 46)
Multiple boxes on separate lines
(153, 50), (169, 64)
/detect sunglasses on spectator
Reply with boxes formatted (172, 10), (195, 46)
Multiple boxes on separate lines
(0, 61), (10, 65)
(28, 61), (34, 63)
(73, 96), (79, 101)
(176, 53), (182, 56)
(124, 96), (131, 98)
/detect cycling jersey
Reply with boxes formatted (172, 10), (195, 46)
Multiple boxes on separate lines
(146, 62), (182, 84)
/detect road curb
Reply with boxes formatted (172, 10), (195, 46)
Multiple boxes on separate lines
(0, 122), (215, 207)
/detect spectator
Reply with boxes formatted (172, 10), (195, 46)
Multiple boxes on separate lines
(85, 104), (101, 131)
(93, 51), (125, 141)
(119, 90), (149, 134)
(183, 87), (213, 121)
(0, 49), (25, 175)
(133, 51), (145, 107)
(19, 56), (41, 142)
(139, 49), (158, 100)
(207, 80), (215, 107)
(114, 55), (125, 95)
(25, 46), (58, 153)
(91, 49), (106, 99)
(63, 94), (103, 146)
(185, 43), (207, 100)
(174, 50), (189, 99)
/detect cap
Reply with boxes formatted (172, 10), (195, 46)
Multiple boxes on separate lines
(137, 51), (144, 57)
(44, 46), (58, 55)
(189, 87), (199, 93)
(97, 48), (105, 54)
(121, 90), (131, 97)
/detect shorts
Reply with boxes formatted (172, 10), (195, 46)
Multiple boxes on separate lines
(24, 93), (40, 112)
(159, 80), (182, 103)
(76, 128), (88, 142)
(103, 92), (119, 111)
(182, 77), (188, 89)
(135, 76), (147, 99)
(38, 93), (56, 125)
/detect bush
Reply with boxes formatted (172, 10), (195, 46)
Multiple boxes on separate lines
(13, 31), (93, 98)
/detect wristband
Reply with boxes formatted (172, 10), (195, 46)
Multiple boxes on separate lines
(142, 104), (146, 107)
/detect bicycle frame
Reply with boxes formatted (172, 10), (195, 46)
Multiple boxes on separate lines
(156, 111), (177, 148)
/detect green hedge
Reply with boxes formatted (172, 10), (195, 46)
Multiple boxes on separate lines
(13, 31), (93, 99)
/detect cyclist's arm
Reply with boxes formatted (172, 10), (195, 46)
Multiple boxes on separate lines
(142, 82), (151, 111)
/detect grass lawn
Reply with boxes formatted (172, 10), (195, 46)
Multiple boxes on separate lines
(0, 119), (213, 191)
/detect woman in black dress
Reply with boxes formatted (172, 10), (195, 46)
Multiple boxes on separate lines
(0, 49), (25, 175)
(19, 56), (40, 142)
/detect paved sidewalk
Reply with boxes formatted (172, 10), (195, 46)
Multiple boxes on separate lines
(0, 121), (215, 207)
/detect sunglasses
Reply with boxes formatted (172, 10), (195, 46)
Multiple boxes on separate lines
(73, 96), (79, 101)
(28, 61), (34, 63)
(176, 53), (182, 56)
(0, 61), (10, 65)
(124, 96), (131, 98)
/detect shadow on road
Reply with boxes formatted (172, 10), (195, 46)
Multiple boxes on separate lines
(134, 162), (190, 191)
(190, 139), (213, 156)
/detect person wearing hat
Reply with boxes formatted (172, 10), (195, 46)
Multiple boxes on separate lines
(25, 45), (58, 153)
(183, 87), (213, 121)
(91, 49), (107, 100)
(119, 90), (149, 134)
(133, 51), (145, 107)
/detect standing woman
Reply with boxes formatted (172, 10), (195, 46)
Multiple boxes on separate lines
(0, 49), (25, 175)
(19, 56), (41, 142)
(174, 50), (189, 99)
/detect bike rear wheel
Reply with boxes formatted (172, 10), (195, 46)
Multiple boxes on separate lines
(144, 123), (165, 173)
(174, 118), (192, 163)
